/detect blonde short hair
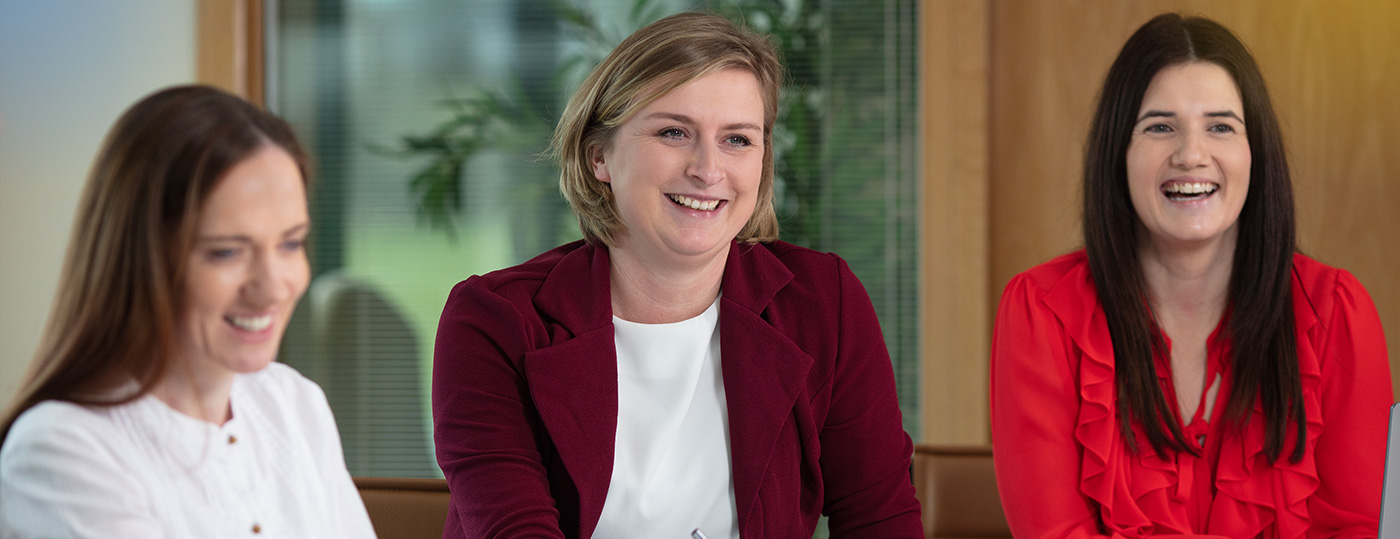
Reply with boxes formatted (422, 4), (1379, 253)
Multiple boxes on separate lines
(549, 11), (782, 246)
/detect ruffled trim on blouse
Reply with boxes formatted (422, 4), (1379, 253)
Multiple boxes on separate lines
(1042, 253), (1327, 539)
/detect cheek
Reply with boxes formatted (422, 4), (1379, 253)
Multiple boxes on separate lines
(1125, 139), (1171, 197)
(735, 154), (765, 194)
(181, 271), (228, 326)
(1228, 144), (1252, 183)
(286, 258), (312, 300)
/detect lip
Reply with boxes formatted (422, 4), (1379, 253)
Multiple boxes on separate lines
(666, 193), (727, 214)
(1159, 177), (1219, 204)
(225, 312), (278, 343)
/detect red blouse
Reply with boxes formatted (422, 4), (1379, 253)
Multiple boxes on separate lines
(991, 251), (1392, 538)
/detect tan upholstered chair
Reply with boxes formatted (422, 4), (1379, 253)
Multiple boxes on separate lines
(911, 445), (1011, 539)
(355, 447), (1010, 539)
(355, 477), (450, 539)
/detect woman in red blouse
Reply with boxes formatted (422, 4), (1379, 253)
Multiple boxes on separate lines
(991, 13), (1393, 538)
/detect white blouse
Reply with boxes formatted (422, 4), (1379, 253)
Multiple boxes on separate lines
(596, 298), (738, 539)
(0, 362), (376, 539)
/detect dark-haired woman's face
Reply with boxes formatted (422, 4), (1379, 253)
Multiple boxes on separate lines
(1127, 62), (1251, 252)
(175, 145), (310, 383)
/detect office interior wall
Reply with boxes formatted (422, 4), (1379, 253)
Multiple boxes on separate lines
(0, 1), (196, 401)
(4, 1), (1394, 442)
(924, 1), (1400, 443)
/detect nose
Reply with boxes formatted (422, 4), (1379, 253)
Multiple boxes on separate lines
(686, 142), (724, 186)
(244, 249), (301, 306)
(1170, 130), (1209, 169)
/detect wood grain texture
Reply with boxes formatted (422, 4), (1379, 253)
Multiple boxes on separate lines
(207, 1), (1397, 444)
(988, 1), (1400, 397)
(921, 0), (990, 444)
(197, 0), (263, 105)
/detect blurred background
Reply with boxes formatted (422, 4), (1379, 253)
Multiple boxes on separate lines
(2, 0), (1397, 481)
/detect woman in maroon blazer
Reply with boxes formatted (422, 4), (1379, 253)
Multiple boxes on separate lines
(431, 11), (921, 539)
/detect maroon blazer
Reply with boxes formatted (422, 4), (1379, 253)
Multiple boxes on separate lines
(432, 240), (922, 538)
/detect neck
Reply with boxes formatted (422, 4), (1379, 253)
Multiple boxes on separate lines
(608, 242), (728, 324)
(1138, 231), (1236, 334)
(150, 360), (236, 425)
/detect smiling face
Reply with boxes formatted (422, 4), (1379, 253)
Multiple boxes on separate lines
(589, 68), (765, 267)
(174, 144), (310, 383)
(1127, 61), (1252, 252)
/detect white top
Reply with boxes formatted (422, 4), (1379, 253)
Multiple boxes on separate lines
(0, 362), (376, 539)
(596, 298), (738, 539)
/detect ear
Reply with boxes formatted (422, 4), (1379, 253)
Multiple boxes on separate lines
(588, 144), (611, 183)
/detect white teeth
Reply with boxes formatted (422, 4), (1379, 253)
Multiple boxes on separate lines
(1163, 182), (1217, 195)
(668, 194), (720, 211)
(228, 315), (272, 331)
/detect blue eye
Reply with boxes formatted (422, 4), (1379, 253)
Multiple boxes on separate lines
(726, 135), (753, 147)
(205, 247), (240, 262)
(659, 127), (685, 139)
(1208, 123), (1236, 133)
(280, 239), (306, 253)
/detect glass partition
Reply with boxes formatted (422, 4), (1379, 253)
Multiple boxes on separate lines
(272, 0), (920, 480)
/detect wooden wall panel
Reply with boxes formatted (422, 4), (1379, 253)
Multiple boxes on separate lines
(1265, 3), (1400, 398)
(921, 1), (990, 444)
(207, 1), (1396, 445)
(197, 0), (264, 105)
(988, 2), (1400, 400)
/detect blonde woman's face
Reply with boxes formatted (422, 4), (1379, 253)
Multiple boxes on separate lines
(590, 68), (765, 266)
(175, 145), (310, 382)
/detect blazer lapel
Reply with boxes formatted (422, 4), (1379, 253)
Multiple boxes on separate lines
(521, 241), (816, 534)
(719, 242), (814, 531)
(523, 243), (617, 538)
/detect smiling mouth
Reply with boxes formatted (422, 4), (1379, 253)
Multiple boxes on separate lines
(1162, 181), (1218, 201)
(668, 194), (721, 211)
(227, 314), (272, 332)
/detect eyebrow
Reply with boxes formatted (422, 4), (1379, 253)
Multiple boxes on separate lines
(1206, 111), (1245, 123)
(644, 112), (762, 133)
(197, 223), (310, 243)
(1136, 110), (1244, 123)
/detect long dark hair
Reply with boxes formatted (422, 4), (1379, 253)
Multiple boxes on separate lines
(0, 85), (309, 444)
(1083, 13), (1303, 462)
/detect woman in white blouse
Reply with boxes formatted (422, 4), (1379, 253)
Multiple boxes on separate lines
(0, 85), (375, 538)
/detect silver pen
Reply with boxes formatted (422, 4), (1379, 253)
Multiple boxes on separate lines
(691, 529), (710, 539)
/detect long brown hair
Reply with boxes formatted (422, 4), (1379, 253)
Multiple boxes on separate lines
(550, 11), (783, 246)
(0, 85), (308, 443)
(1083, 14), (1303, 462)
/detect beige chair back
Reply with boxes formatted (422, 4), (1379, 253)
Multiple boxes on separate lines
(912, 445), (1011, 539)
(355, 477), (450, 539)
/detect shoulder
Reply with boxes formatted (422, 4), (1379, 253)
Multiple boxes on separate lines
(1288, 252), (1366, 319)
(461, 241), (590, 297)
(3, 401), (117, 454)
(732, 241), (863, 315)
(747, 240), (848, 283)
(1008, 250), (1091, 294)
(1291, 252), (1374, 324)
(1, 400), (134, 485)
(997, 250), (1095, 316)
(0, 401), (159, 537)
(758, 239), (843, 266)
(440, 241), (596, 324)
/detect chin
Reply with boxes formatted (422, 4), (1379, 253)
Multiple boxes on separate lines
(224, 350), (281, 374)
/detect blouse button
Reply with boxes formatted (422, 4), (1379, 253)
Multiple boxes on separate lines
(252, 523), (261, 534)
(228, 434), (238, 445)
